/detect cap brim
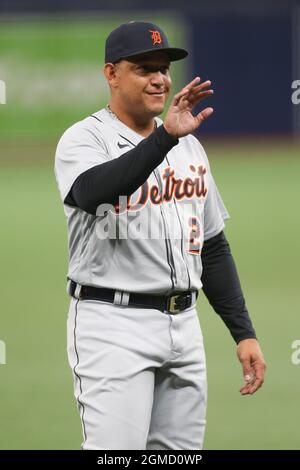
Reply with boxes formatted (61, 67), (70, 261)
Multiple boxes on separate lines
(164, 48), (189, 61)
(120, 47), (188, 62)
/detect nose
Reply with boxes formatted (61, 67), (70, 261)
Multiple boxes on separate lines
(150, 71), (165, 88)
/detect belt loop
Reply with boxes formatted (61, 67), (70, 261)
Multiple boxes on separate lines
(120, 292), (130, 307)
(191, 291), (197, 306)
(66, 279), (72, 296)
(113, 291), (123, 305)
(74, 283), (82, 300)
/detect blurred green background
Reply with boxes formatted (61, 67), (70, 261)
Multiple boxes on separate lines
(0, 15), (185, 139)
(0, 15), (300, 450)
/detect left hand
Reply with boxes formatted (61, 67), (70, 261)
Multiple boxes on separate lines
(237, 338), (266, 395)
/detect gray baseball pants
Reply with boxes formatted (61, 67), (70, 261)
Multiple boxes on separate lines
(67, 297), (207, 450)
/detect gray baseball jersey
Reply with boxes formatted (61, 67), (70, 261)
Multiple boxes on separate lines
(55, 107), (229, 294)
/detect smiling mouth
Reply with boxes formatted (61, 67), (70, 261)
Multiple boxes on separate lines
(147, 92), (165, 97)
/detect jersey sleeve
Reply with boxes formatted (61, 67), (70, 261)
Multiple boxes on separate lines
(54, 119), (109, 203)
(204, 172), (230, 240)
(199, 144), (230, 241)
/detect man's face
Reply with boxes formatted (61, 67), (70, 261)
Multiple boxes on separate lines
(110, 51), (172, 118)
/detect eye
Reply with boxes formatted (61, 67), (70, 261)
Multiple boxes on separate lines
(160, 67), (169, 75)
(137, 66), (150, 74)
(137, 65), (170, 74)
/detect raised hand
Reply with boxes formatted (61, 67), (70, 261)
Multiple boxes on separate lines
(163, 77), (214, 138)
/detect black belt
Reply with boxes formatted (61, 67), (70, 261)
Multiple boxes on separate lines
(68, 280), (197, 314)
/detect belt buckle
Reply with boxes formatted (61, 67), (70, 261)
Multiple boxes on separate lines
(168, 294), (181, 314)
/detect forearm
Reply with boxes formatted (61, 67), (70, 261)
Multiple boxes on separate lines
(65, 125), (178, 214)
(201, 231), (257, 344)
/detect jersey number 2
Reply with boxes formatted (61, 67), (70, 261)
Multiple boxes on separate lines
(188, 216), (201, 255)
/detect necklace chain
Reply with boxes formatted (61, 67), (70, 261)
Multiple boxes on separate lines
(106, 104), (119, 120)
(106, 104), (158, 130)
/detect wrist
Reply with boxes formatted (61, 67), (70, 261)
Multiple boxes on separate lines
(163, 124), (178, 139)
(237, 337), (258, 346)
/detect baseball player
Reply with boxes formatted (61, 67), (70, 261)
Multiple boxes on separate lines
(54, 21), (266, 450)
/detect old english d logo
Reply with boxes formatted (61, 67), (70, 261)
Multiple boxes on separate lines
(149, 29), (162, 46)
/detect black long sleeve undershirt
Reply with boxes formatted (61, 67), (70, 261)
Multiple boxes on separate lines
(201, 231), (257, 344)
(65, 124), (178, 214)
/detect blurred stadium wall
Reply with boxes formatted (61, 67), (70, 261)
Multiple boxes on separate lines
(0, 0), (300, 140)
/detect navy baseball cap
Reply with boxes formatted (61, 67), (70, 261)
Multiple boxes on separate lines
(105, 21), (188, 63)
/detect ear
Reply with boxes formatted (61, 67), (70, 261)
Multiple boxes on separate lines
(103, 63), (119, 88)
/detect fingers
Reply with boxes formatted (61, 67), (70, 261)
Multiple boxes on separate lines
(246, 374), (264, 394)
(240, 359), (266, 396)
(172, 77), (199, 106)
(240, 373), (256, 395)
(177, 80), (214, 110)
(187, 90), (214, 108)
(188, 80), (213, 96)
(247, 360), (266, 394)
(239, 358), (255, 395)
(195, 107), (214, 124)
(187, 81), (213, 103)
(173, 76), (209, 106)
(240, 373), (264, 395)
(242, 358), (252, 381)
(184, 76), (202, 90)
